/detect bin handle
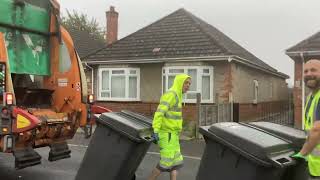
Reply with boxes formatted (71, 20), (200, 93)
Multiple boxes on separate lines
(98, 120), (150, 143)
(142, 136), (154, 142)
(272, 156), (296, 168)
(113, 126), (144, 143)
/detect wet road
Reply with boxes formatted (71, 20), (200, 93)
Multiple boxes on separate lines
(0, 133), (205, 180)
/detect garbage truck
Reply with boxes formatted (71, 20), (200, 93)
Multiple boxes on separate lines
(0, 0), (109, 169)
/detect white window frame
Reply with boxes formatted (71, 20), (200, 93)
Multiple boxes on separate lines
(253, 80), (259, 104)
(162, 66), (214, 103)
(97, 67), (140, 101)
(270, 82), (273, 99)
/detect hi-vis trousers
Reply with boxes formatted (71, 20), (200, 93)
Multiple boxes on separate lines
(156, 132), (184, 172)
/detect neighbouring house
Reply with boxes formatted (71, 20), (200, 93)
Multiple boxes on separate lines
(82, 7), (289, 123)
(286, 30), (320, 128)
(67, 28), (106, 59)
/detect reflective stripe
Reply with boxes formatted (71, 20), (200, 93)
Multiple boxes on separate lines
(161, 157), (173, 163)
(174, 152), (182, 159)
(167, 90), (180, 109)
(312, 148), (320, 156)
(159, 163), (171, 169)
(160, 101), (170, 108)
(159, 161), (183, 170)
(164, 113), (182, 120)
(162, 91), (181, 112)
(172, 160), (184, 166)
(170, 107), (181, 112)
(167, 91), (179, 106)
(304, 93), (313, 130)
(156, 108), (167, 114)
(312, 96), (318, 128)
(160, 158), (183, 168)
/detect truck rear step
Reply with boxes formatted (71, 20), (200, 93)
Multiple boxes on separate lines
(14, 147), (41, 169)
(48, 142), (71, 161)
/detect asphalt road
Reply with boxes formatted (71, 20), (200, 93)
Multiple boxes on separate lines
(0, 133), (205, 180)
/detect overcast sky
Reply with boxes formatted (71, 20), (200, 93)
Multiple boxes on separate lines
(59, 0), (320, 86)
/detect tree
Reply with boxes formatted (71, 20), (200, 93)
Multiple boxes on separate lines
(61, 10), (105, 41)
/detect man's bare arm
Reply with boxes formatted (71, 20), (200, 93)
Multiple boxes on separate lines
(301, 121), (320, 155)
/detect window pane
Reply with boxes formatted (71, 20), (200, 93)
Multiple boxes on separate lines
(130, 70), (136, 74)
(203, 69), (209, 74)
(168, 76), (175, 89)
(202, 76), (210, 100)
(186, 93), (196, 99)
(187, 69), (197, 91)
(111, 76), (125, 98)
(112, 70), (125, 74)
(59, 41), (71, 73)
(101, 92), (110, 98)
(101, 71), (109, 90)
(129, 77), (137, 98)
(169, 69), (184, 73)
(253, 80), (258, 100)
(253, 81), (255, 98)
(255, 83), (258, 100)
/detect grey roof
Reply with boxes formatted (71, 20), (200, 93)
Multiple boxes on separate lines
(286, 30), (320, 53)
(66, 28), (106, 58)
(85, 8), (277, 72)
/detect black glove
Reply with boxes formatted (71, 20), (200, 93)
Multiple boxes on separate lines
(151, 133), (159, 144)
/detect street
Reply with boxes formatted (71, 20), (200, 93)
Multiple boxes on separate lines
(0, 133), (205, 180)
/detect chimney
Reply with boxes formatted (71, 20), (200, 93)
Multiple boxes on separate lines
(106, 6), (118, 45)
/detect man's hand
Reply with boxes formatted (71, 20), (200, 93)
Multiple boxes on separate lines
(291, 152), (308, 161)
(151, 133), (159, 144)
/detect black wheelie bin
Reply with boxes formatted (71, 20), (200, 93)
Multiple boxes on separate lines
(196, 122), (296, 180)
(247, 121), (308, 180)
(75, 110), (153, 180)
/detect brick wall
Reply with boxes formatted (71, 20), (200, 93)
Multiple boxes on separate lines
(95, 100), (291, 125)
(293, 60), (303, 128)
(219, 63), (232, 102)
(96, 101), (197, 122)
(106, 6), (118, 45)
(238, 101), (290, 122)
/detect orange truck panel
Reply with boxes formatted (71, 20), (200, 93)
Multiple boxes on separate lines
(0, 33), (7, 62)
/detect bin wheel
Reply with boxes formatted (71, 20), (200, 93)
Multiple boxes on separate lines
(131, 174), (136, 180)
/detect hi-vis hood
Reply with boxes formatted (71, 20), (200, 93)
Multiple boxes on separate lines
(169, 74), (191, 101)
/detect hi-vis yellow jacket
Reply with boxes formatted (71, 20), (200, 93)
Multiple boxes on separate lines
(152, 74), (190, 133)
(304, 90), (320, 176)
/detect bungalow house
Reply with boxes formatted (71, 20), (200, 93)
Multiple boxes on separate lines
(82, 7), (289, 123)
(286, 30), (320, 128)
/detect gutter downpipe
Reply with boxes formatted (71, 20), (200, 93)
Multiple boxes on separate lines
(85, 62), (94, 95)
(300, 52), (305, 129)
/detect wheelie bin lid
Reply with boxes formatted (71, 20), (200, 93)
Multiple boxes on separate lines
(247, 122), (306, 150)
(97, 111), (153, 143)
(200, 122), (295, 168)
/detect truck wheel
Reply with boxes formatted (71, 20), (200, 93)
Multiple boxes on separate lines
(131, 174), (136, 180)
